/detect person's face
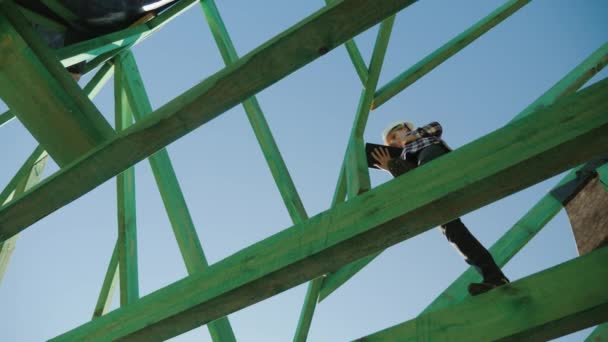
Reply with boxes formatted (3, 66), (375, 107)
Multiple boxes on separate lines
(385, 126), (410, 147)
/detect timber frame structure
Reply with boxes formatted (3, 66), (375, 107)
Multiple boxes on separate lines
(1, 0), (607, 341)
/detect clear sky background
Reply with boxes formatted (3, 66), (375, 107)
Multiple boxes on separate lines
(1, 0), (607, 341)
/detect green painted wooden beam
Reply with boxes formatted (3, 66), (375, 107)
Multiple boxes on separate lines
(49, 81), (608, 341)
(17, 4), (67, 32)
(354, 247), (608, 341)
(92, 241), (119, 319)
(56, 0), (198, 67)
(294, 168), (349, 342)
(585, 323), (608, 342)
(0, 0), (419, 244)
(421, 170), (575, 314)
(0, 4), (115, 166)
(114, 62), (139, 305)
(510, 42), (608, 123)
(324, 0), (368, 85)
(200, 0), (309, 225)
(294, 16), (395, 340)
(0, 148), (48, 285)
(117, 50), (237, 342)
(0, 146), (46, 206)
(346, 17), (395, 198)
(0, 109), (16, 128)
(316, 41), (608, 302)
(372, 0), (531, 109)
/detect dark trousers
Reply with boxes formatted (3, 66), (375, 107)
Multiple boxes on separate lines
(417, 144), (506, 282)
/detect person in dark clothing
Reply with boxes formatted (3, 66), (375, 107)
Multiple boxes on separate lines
(371, 121), (509, 296)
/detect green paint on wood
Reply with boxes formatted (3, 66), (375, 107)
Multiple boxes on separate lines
(0, 146), (46, 206)
(117, 50), (237, 342)
(346, 17), (394, 197)
(295, 17), (394, 338)
(57, 0), (198, 67)
(0, 0), (418, 243)
(324, 0), (368, 85)
(200, 0), (309, 225)
(373, 0), (531, 109)
(510, 42), (608, 123)
(0, 109), (16, 128)
(49, 82), (608, 341)
(17, 4), (66, 32)
(585, 323), (608, 342)
(0, 148), (48, 285)
(317, 43), (608, 301)
(93, 241), (119, 318)
(355, 247), (608, 341)
(0, 5), (114, 166)
(114, 59), (139, 305)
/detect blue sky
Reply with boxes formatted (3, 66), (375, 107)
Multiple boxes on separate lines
(1, 0), (607, 341)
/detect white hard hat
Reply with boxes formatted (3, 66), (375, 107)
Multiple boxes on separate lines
(381, 121), (415, 143)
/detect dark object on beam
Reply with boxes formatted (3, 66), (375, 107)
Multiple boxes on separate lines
(16, 0), (178, 35)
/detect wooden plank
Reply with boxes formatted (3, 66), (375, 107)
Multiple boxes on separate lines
(0, 149), (48, 284)
(117, 50), (237, 342)
(585, 323), (608, 342)
(0, 146), (46, 206)
(294, 16), (395, 339)
(0, 4), (115, 166)
(347, 16), (394, 198)
(354, 247), (608, 342)
(317, 42), (608, 301)
(324, 0), (368, 84)
(49, 81), (608, 341)
(0, 109), (15, 128)
(200, 0), (308, 224)
(17, 4), (66, 32)
(372, 0), (532, 109)
(0, 0), (419, 244)
(511, 42), (608, 122)
(114, 61), (139, 305)
(92, 241), (119, 318)
(56, 0), (198, 67)
(294, 170), (348, 342)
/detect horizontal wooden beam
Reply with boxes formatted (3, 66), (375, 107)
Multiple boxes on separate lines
(49, 79), (608, 341)
(0, 0), (418, 243)
(0, 4), (114, 166)
(372, 0), (531, 109)
(355, 246), (608, 341)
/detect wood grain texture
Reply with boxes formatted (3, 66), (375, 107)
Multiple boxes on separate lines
(0, 0), (418, 243)
(49, 80), (608, 341)
(355, 247), (608, 341)
(0, 5), (114, 166)
(118, 50), (237, 342)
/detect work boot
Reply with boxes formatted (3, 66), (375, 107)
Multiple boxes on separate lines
(468, 277), (510, 296)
